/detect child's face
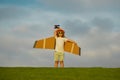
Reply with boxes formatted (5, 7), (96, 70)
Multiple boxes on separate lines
(58, 31), (63, 37)
(58, 33), (63, 37)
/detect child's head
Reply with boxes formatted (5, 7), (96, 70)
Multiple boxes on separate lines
(56, 29), (65, 37)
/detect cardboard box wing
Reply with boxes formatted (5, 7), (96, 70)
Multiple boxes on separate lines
(33, 37), (81, 56)
(64, 41), (81, 56)
(33, 37), (55, 50)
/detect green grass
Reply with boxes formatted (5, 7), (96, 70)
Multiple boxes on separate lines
(0, 67), (120, 80)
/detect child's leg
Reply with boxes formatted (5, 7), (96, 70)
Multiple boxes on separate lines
(54, 51), (59, 67)
(54, 61), (59, 67)
(60, 61), (64, 67)
(59, 54), (64, 67)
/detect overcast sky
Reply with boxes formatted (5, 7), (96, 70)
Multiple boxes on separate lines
(0, 0), (120, 67)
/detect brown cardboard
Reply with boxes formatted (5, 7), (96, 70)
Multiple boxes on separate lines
(33, 37), (81, 56)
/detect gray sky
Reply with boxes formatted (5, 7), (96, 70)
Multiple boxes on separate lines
(0, 0), (120, 67)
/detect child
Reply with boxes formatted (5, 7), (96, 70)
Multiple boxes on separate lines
(54, 29), (75, 68)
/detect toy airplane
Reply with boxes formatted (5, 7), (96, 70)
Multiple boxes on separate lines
(33, 36), (81, 56)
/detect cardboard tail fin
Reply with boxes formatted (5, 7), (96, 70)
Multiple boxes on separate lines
(33, 41), (37, 48)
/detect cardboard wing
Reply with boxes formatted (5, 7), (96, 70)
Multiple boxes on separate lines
(33, 37), (55, 50)
(64, 41), (81, 56)
(33, 37), (81, 56)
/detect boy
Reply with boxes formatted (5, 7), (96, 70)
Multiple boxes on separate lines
(54, 29), (75, 68)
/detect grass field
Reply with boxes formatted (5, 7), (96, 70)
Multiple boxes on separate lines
(0, 67), (120, 80)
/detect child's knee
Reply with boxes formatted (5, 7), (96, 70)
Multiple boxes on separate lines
(60, 61), (64, 64)
(55, 61), (59, 64)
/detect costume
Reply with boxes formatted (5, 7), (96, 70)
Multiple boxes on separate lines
(54, 37), (68, 61)
(33, 26), (81, 67)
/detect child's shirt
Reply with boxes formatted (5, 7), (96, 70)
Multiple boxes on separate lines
(55, 37), (68, 53)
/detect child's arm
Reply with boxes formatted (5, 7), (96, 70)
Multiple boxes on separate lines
(54, 30), (57, 37)
(66, 39), (77, 45)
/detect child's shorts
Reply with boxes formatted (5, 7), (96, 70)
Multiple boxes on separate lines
(54, 51), (64, 61)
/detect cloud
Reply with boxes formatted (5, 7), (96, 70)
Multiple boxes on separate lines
(37, 0), (120, 13)
(0, 31), (54, 67)
(91, 17), (115, 31)
(63, 19), (90, 38)
(0, 1), (120, 67)
(0, 6), (29, 21)
(60, 16), (120, 67)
